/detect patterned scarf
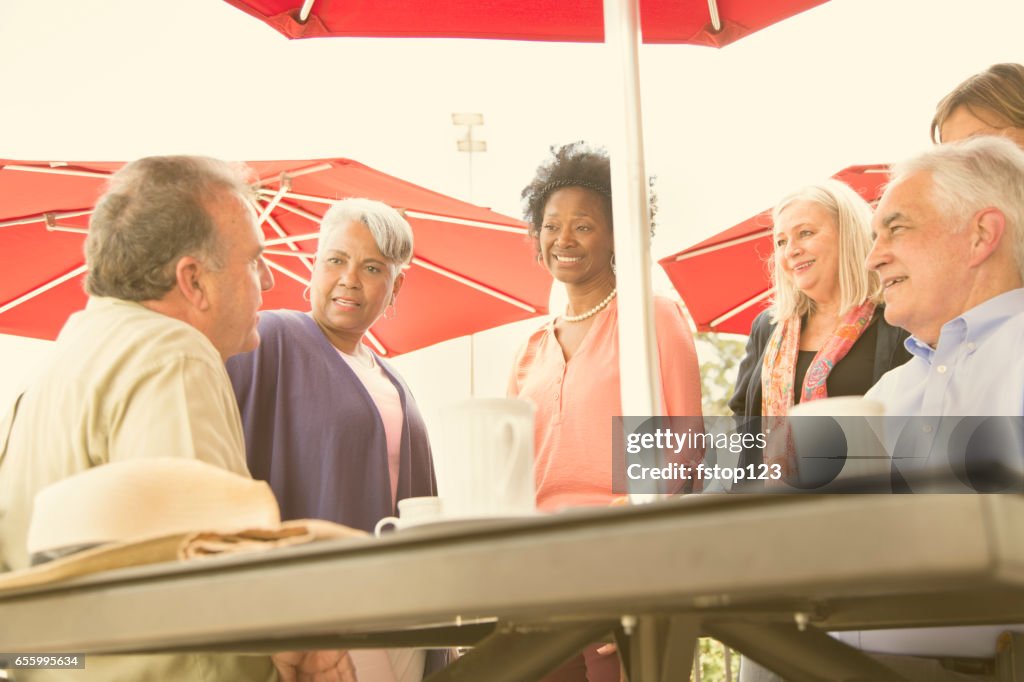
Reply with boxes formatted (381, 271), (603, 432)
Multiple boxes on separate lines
(760, 299), (877, 481)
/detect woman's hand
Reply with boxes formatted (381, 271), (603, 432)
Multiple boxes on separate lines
(272, 649), (358, 682)
(595, 643), (628, 682)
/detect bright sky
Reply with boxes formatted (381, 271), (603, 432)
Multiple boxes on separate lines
(1, 0), (1023, 404)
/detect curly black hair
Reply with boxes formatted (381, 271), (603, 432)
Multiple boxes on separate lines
(520, 141), (656, 256)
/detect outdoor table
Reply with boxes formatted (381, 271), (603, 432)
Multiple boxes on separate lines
(2, 493), (1023, 681)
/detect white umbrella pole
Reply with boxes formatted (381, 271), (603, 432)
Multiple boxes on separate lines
(469, 333), (476, 398)
(603, 0), (662, 420)
(604, 0), (665, 504)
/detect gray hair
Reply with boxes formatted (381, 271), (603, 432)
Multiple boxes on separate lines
(85, 156), (253, 301)
(769, 178), (881, 323)
(890, 135), (1024, 281)
(318, 198), (413, 270)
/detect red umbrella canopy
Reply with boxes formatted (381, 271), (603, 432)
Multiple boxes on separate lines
(659, 164), (889, 335)
(224, 0), (827, 47)
(0, 158), (550, 356)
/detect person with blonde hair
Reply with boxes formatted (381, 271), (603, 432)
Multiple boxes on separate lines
(932, 62), (1024, 147)
(729, 179), (911, 477)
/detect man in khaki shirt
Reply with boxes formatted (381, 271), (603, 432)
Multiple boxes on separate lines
(0, 156), (355, 682)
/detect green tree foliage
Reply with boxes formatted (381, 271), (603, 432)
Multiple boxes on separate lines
(694, 332), (747, 417)
(696, 637), (738, 681)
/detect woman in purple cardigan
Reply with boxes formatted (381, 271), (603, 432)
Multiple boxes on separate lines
(227, 198), (439, 681)
(227, 198), (437, 532)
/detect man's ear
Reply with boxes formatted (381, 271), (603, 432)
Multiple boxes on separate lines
(968, 207), (1007, 268)
(174, 256), (210, 310)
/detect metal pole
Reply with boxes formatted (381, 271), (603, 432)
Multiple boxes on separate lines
(467, 128), (474, 202)
(602, 0), (663, 499)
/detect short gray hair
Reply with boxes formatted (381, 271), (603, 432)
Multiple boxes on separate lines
(318, 198), (413, 269)
(85, 156), (252, 301)
(769, 179), (881, 323)
(890, 135), (1024, 280)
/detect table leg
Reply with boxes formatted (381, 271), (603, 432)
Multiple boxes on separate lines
(425, 620), (617, 682)
(706, 621), (910, 682)
(997, 632), (1024, 681)
(624, 615), (699, 682)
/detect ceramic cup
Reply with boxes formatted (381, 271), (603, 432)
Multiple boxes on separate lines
(433, 398), (537, 519)
(373, 496), (444, 536)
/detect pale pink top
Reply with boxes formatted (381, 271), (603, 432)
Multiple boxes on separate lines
(339, 350), (403, 506)
(508, 297), (703, 511)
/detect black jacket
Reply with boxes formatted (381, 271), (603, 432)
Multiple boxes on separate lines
(728, 306), (911, 419)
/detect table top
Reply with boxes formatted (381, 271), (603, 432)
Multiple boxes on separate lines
(2, 493), (1023, 654)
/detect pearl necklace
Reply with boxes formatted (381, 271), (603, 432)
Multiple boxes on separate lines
(563, 288), (617, 323)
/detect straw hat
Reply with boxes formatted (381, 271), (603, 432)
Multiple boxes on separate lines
(0, 458), (359, 593)
(27, 457), (279, 560)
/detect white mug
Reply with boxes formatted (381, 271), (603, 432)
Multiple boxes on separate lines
(786, 396), (888, 491)
(373, 496), (443, 536)
(433, 398), (537, 519)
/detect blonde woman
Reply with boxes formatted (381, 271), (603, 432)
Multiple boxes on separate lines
(729, 180), (911, 476)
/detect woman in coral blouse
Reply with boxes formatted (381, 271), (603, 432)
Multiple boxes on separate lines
(508, 141), (702, 680)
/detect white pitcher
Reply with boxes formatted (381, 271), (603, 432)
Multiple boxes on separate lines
(434, 398), (537, 519)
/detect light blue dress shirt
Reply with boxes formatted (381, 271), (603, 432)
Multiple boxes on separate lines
(867, 288), (1024, 490)
(867, 288), (1024, 417)
(842, 288), (1024, 658)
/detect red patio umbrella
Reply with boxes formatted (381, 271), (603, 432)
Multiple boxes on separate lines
(0, 158), (549, 356)
(223, 0), (827, 46)
(659, 164), (889, 335)
(221, 0), (832, 418)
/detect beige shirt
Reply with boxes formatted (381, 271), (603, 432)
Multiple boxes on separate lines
(0, 297), (275, 682)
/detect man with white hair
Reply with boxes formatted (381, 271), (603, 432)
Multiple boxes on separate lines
(866, 135), (1024, 418)
(859, 136), (1024, 680)
(743, 137), (1024, 682)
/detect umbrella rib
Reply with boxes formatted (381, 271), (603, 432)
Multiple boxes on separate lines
(672, 228), (773, 261)
(363, 331), (388, 356)
(401, 210), (528, 234)
(0, 209), (93, 229)
(258, 189), (334, 206)
(254, 194), (315, 272)
(264, 233), (318, 248)
(0, 263), (87, 315)
(299, 0), (317, 22)
(709, 288), (774, 330)
(43, 212), (89, 234)
(265, 217), (314, 271)
(256, 178), (290, 225)
(46, 225), (88, 234)
(707, 0), (722, 32)
(266, 197), (526, 238)
(262, 258), (310, 287)
(273, 199), (322, 224)
(1, 164), (113, 179)
(410, 257), (537, 313)
(263, 247), (316, 257)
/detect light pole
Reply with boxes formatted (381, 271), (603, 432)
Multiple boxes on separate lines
(451, 113), (486, 396)
(451, 112), (486, 202)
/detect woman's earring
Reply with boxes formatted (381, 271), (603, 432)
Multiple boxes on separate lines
(301, 286), (311, 302)
(610, 254), (617, 276)
(384, 297), (397, 320)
